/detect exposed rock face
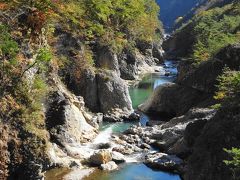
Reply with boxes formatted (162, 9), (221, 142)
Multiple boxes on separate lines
(96, 70), (133, 121)
(118, 49), (139, 80)
(177, 59), (224, 93)
(177, 44), (240, 93)
(153, 43), (164, 62)
(46, 78), (97, 145)
(215, 43), (240, 70)
(184, 105), (240, 180)
(139, 83), (208, 117)
(72, 69), (99, 112)
(69, 69), (134, 122)
(89, 150), (112, 166)
(64, 39), (164, 121)
(96, 47), (120, 76)
(141, 44), (240, 117)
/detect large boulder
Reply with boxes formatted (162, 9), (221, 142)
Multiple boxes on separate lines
(111, 151), (125, 164)
(145, 152), (183, 172)
(46, 79), (97, 144)
(100, 161), (118, 171)
(139, 83), (208, 117)
(89, 150), (112, 166)
(97, 70), (133, 121)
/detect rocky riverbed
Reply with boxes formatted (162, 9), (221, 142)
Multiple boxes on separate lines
(45, 60), (182, 179)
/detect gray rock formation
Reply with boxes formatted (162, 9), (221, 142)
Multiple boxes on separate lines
(145, 152), (183, 172)
(46, 78), (97, 145)
(139, 83), (208, 117)
(153, 43), (164, 62)
(69, 69), (134, 121)
(89, 149), (112, 166)
(96, 70), (133, 121)
(96, 46), (120, 76)
(111, 151), (125, 164)
(183, 105), (240, 180)
(100, 161), (118, 171)
(118, 49), (139, 80)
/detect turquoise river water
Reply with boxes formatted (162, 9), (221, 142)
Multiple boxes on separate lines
(90, 60), (181, 180)
(46, 60), (181, 180)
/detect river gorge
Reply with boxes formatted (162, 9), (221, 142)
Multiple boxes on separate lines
(45, 60), (181, 180)
(1, 1), (239, 180)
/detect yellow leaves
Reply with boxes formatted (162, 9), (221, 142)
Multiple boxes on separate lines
(214, 91), (226, 100)
(0, 95), (21, 118)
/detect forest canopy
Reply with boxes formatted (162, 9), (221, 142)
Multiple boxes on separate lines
(1, 0), (161, 52)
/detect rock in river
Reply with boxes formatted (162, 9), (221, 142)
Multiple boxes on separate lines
(112, 151), (125, 164)
(145, 152), (183, 172)
(89, 150), (112, 166)
(100, 161), (118, 171)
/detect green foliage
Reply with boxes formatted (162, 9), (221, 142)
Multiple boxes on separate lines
(0, 24), (50, 144)
(0, 25), (19, 59)
(224, 148), (240, 167)
(35, 47), (52, 71)
(57, 0), (161, 52)
(177, 2), (240, 63)
(5, 0), (52, 12)
(224, 148), (240, 179)
(215, 67), (240, 101)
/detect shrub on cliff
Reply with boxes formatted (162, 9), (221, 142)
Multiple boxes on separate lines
(0, 24), (51, 165)
(224, 148), (240, 179)
(172, 2), (240, 63)
(215, 67), (240, 103)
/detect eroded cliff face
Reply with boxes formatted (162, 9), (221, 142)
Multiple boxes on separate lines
(138, 43), (240, 179)
(0, 0), (165, 178)
(53, 28), (164, 121)
(140, 44), (240, 117)
(184, 105), (240, 180)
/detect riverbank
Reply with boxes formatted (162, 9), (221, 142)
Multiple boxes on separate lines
(44, 60), (181, 180)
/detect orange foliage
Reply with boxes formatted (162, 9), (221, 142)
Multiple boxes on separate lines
(0, 3), (8, 10)
(27, 9), (46, 36)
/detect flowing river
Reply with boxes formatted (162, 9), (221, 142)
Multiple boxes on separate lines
(45, 60), (181, 180)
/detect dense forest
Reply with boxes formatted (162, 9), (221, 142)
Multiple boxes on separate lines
(0, 0), (240, 180)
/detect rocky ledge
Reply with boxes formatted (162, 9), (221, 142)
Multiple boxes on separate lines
(139, 44), (240, 118)
(87, 108), (213, 174)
